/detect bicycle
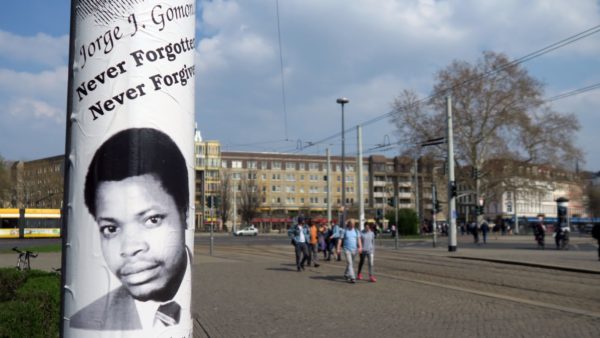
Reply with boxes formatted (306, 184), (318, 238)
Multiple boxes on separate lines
(12, 247), (38, 271)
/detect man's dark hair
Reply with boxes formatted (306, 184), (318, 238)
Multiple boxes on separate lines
(84, 128), (189, 220)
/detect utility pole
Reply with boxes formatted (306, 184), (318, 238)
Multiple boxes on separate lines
(357, 126), (365, 230)
(414, 156), (420, 233)
(394, 176), (399, 250)
(447, 96), (457, 252)
(233, 182), (237, 233)
(206, 143), (213, 256)
(326, 148), (332, 226)
(432, 183), (438, 248)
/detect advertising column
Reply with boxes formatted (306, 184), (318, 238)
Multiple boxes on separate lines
(62, 1), (196, 337)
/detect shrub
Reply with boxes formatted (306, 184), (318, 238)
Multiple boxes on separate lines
(385, 208), (418, 235)
(0, 268), (60, 338)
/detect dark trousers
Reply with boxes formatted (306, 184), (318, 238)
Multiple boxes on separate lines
(597, 239), (600, 260)
(295, 242), (309, 269)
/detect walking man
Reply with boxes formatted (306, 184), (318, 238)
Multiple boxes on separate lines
(336, 219), (362, 283)
(288, 217), (310, 271)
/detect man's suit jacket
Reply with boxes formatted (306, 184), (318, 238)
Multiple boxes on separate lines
(69, 286), (142, 330)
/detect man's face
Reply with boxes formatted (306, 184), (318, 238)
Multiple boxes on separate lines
(95, 174), (186, 302)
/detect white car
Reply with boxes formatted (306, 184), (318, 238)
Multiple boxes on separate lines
(234, 226), (258, 236)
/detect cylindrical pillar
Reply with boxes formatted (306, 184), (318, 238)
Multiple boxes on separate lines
(62, 1), (196, 336)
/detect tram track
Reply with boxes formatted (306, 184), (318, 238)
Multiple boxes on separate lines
(196, 243), (600, 319)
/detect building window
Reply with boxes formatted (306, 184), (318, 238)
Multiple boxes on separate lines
(260, 161), (268, 169)
(221, 160), (228, 168)
(272, 161), (281, 170)
(298, 163), (306, 170)
(248, 161), (257, 169)
(309, 163), (319, 171)
(272, 173), (281, 180)
(231, 160), (242, 169)
(286, 162), (296, 170)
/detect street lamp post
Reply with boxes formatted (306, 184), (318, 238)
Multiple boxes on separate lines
(337, 97), (349, 228)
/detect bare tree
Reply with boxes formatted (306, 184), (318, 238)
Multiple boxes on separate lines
(587, 183), (600, 218)
(218, 172), (232, 232)
(391, 51), (582, 225)
(238, 170), (262, 226)
(0, 155), (13, 207)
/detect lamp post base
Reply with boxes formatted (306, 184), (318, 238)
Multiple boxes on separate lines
(448, 245), (457, 252)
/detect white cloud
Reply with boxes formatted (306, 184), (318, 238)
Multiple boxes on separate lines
(0, 67), (67, 100)
(0, 30), (69, 67)
(6, 97), (62, 122)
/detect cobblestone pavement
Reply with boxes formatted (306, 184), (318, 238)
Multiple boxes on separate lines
(192, 242), (600, 338)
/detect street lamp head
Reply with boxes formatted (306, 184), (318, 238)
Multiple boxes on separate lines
(336, 97), (349, 105)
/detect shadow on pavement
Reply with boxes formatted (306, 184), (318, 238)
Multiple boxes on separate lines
(309, 275), (348, 283)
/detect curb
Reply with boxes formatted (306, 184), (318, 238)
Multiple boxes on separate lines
(450, 256), (600, 275)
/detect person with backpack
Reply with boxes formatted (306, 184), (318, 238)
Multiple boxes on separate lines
(592, 223), (600, 261)
(328, 221), (342, 261)
(336, 218), (362, 283)
(357, 222), (376, 283)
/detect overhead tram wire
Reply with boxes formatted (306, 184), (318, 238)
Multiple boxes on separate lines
(291, 23), (600, 155)
(275, 0), (289, 141)
(545, 81), (600, 102)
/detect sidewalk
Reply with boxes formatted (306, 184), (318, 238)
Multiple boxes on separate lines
(403, 235), (600, 274)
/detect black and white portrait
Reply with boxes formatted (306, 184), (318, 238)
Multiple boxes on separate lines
(69, 128), (191, 331)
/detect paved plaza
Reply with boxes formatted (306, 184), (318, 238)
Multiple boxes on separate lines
(1, 234), (599, 337)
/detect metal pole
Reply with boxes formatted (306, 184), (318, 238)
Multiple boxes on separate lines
(414, 156), (420, 234)
(206, 143), (213, 255)
(357, 126), (365, 230)
(327, 148), (332, 225)
(432, 183), (438, 248)
(341, 105), (346, 228)
(447, 96), (458, 252)
(337, 97), (349, 227)
(233, 182), (237, 233)
(394, 177), (399, 250)
(210, 200), (214, 256)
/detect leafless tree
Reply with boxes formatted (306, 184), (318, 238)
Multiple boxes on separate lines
(587, 183), (600, 218)
(0, 155), (13, 207)
(218, 172), (232, 231)
(391, 51), (582, 225)
(238, 170), (262, 226)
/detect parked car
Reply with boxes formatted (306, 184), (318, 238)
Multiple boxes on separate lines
(234, 226), (258, 236)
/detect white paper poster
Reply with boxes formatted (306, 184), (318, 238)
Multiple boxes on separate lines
(63, 1), (195, 337)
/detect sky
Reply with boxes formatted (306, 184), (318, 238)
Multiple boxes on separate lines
(1, 0), (599, 171)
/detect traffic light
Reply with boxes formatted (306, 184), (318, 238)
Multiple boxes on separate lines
(434, 200), (441, 213)
(206, 196), (213, 208)
(450, 181), (457, 197)
(476, 205), (484, 215)
(387, 197), (394, 207)
(214, 196), (221, 209)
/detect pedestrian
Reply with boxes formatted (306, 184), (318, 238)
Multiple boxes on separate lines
(336, 218), (362, 283)
(481, 220), (490, 244)
(288, 217), (310, 271)
(308, 222), (320, 267)
(329, 221), (342, 261)
(357, 222), (376, 282)
(470, 222), (479, 244)
(318, 223), (327, 259)
(592, 223), (600, 261)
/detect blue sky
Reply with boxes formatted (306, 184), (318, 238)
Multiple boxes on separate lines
(1, 0), (599, 171)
